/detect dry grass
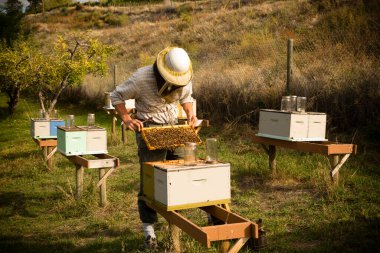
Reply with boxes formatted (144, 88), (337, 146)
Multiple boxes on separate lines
(26, 0), (380, 135)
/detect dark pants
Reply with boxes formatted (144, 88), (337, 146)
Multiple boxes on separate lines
(136, 132), (183, 224)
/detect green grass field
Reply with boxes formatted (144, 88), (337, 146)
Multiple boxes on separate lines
(0, 94), (379, 253)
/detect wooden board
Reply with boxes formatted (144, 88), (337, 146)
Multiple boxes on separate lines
(141, 125), (202, 150)
(252, 135), (357, 155)
(33, 138), (57, 147)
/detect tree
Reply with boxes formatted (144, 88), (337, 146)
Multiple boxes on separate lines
(0, 41), (39, 114)
(34, 34), (113, 118)
(0, 34), (112, 116)
(0, 0), (25, 47)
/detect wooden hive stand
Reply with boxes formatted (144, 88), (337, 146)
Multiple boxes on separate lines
(142, 197), (260, 253)
(33, 138), (58, 171)
(64, 154), (120, 207)
(252, 135), (357, 183)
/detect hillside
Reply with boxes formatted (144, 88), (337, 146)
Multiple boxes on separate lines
(24, 0), (380, 143)
(0, 1), (379, 252)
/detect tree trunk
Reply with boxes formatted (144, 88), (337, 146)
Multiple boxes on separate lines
(6, 86), (20, 115)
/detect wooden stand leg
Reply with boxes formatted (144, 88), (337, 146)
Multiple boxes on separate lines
(43, 147), (48, 161)
(47, 146), (53, 171)
(111, 115), (117, 143)
(76, 165), (84, 200)
(99, 168), (107, 207)
(329, 155), (340, 184)
(268, 145), (276, 174)
(169, 222), (181, 253)
(121, 122), (127, 144)
(220, 241), (230, 253)
(220, 203), (231, 252)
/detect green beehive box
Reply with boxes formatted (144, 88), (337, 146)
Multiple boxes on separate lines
(57, 127), (87, 156)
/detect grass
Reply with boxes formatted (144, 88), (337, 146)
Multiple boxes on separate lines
(0, 93), (379, 253)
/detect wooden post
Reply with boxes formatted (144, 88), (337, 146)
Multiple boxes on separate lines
(121, 122), (127, 144)
(238, 0), (241, 9)
(210, 0), (212, 10)
(286, 39), (293, 94)
(329, 155), (340, 184)
(268, 145), (276, 173)
(169, 222), (181, 252)
(47, 146), (53, 170)
(220, 241), (230, 252)
(129, 1), (131, 12)
(99, 168), (107, 206)
(43, 147), (48, 161)
(113, 64), (117, 88)
(76, 165), (84, 200)
(194, 0), (197, 9)
(112, 114), (117, 143)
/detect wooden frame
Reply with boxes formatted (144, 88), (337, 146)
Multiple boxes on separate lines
(64, 154), (120, 206)
(141, 125), (202, 150)
(33, 138), (58, 171)
(143, 197), (259, 252)
(252, 135), (357, 183)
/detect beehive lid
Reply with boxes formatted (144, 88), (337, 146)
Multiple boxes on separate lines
(141, 125), (202, 150)
(31, 118), (50, 122)
(153, 160), (230, 172)
(77, 126), (106, 131)
(57, 126), (86, 132)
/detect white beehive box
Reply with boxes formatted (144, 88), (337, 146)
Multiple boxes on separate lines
(30, 119), (50, 138)
(257, 109), (327, 141)
(80, 126), (108, 155)
(143, 161), (230, 211)
(30, 118), (65, 138)
(57, 126), (108, 156)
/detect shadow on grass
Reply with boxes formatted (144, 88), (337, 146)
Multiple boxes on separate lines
(264, 217), (380, 253)
(0, 192), (38, 218)
(2, 150), (41, 161)
(0, 106), (10, 122)
(0, 191), (64, 219)
(0, 228), (144, 253)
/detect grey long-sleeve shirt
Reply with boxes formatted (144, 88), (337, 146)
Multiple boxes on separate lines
(110, 65), (193, 124)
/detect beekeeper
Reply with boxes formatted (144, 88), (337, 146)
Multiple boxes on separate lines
(110, 47), (197, 250)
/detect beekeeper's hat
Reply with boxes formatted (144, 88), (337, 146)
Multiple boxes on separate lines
(156, 47), (193, 95)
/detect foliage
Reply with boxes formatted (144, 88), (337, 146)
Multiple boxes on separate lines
(0, 0), (25, 47)
(27, 0), (72, 13)
(33, 34), (113, 117)
(0, 40), (39, 114)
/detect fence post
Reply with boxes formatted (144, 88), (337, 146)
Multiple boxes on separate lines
(113, 64), (117, 89)
(130, 1), (131, 12)
(238, 0), (241, 9)
(210, 0), (212, 10)
(286, 39), (293, 94)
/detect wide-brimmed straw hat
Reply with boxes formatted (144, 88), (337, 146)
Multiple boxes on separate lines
(156, 47), (193, 88)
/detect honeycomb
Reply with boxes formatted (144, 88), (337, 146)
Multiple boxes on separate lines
(141, 125), (202, 150)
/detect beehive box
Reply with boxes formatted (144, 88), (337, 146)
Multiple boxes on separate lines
(57, 126), (107, 156)
(141, 125), (201, 150)
(143, 160), (231, 211)
(30, 118), (65, 138)
(257, 109), (327, 141)
(80, 126), (108, 155)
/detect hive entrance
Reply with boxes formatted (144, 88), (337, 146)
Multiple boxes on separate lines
(141, 125), (202, 150)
